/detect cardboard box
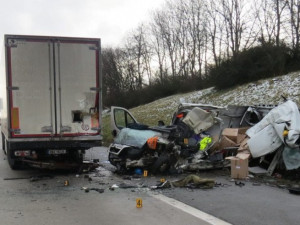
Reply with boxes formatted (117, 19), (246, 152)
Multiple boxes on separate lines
(219, 136), (238, 150)
(236, 152), (251, 160)
(229, 157), (248, 179)
(237, 134), (247, 144)
(222, 128), (238, 142)
(238, 137), (249, 151)
(237, 127), (249, 144)
(238, 127), (250, 135)
(222, 127), (249, 144)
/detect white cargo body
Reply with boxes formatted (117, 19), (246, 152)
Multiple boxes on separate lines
(0, 35), (102, 169)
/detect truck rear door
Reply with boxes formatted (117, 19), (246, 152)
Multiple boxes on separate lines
(55, 40), (100, 136)
(7, 38), (55, 137)
(6, 35), (101, 138)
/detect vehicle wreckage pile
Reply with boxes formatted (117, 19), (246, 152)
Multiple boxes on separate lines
(108, 100), (300, 179)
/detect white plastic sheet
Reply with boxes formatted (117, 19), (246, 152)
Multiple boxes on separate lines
(282, 146), (300, 170)
(246, 100), (300, 158)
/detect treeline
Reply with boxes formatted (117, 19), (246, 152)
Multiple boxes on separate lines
(102, 0), (300, 108)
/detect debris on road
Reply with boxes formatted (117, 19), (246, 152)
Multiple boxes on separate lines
(109, 184), (119, 191)
(151, 175), (215, 189)
(172, 175), (215, 189)
(90, 188), (104, 193)
(4, 177), (31, 181)
(4, 174), (54, 182)
(118, 183), (139, 189)
(108, 100), (300, 183)
(20, 159), (99, 172)
(82, 187), (90, 193)
(288, 187), (300, 195)
(235, 181), (245, 187)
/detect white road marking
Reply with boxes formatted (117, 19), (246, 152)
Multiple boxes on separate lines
(150, 193), (232, 225)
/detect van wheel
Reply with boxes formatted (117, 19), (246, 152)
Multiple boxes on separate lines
(151, 155), (170, 174)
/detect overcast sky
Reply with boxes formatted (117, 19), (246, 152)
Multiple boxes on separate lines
(0, 0), (165, 47)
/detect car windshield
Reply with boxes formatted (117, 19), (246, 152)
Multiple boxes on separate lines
(114, 128), (161, 148)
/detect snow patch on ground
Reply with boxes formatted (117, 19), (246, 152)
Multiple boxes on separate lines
(130, 71), (300, 125)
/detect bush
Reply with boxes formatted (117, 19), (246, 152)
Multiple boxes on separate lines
(208, 43), (293, 90)
(103, 76), (204, 108)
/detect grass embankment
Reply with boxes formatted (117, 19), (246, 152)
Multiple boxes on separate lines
(101, 71), (300, 146)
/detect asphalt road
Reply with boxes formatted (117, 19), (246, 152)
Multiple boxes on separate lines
(0, 144), (225, 225)
(0, 141), (299, 225)
(92, 147), (300, 225)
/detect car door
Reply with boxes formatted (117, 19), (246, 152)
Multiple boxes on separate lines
(110, 106), (138, 136)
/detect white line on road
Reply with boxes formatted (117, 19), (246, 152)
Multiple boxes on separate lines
(150, 193), (232, 225)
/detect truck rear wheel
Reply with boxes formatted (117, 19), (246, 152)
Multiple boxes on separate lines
(7, 148), (20, 170)
(1, 133), (6, 155)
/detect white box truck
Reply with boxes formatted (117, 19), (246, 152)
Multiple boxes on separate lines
(0, 35), (102, 169)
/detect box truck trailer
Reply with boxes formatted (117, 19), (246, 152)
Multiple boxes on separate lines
(0, 34), (102, 169)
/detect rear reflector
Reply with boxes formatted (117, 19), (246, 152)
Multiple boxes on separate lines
(14, 150), (30, 157)
(11, 107), (20, 129)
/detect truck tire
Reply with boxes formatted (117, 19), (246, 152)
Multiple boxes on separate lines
(7, 147), (20, 170)
(151, 155), (170, 174)
(1, 133), (6, 155)
(70, 150), (83, 163)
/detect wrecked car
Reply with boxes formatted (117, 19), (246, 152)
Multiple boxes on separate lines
(108, 106), (181, 174)
(108, 101), (300, 176)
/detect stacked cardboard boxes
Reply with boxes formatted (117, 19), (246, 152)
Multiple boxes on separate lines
(221, 128), (251, 179)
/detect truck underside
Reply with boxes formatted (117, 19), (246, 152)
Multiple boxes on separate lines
(2, 133), (101, 169)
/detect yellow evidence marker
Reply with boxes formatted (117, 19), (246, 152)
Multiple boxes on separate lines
(64, 180), (69, 186)
(143, 170), (148, 177)
(136, 198), (143, 208)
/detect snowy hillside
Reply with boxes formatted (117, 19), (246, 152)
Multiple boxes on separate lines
(129, 71), (300, 126)
(102, 71), (300, 145)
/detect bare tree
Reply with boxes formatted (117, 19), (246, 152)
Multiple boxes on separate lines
(126, 25), (147, 89)
(186, 0), (208, 77)
(287, 0), (300, 53)
(275, 0), (288, 46)
(206, 0), (225, 66)
(102, 48), (123, 95)
(217, 0), (246, 56)
(255, 0), (288, 45)
(150, 10), (168, 82)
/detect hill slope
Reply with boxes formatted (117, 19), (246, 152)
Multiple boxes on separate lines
(102, 71), (300, 145)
